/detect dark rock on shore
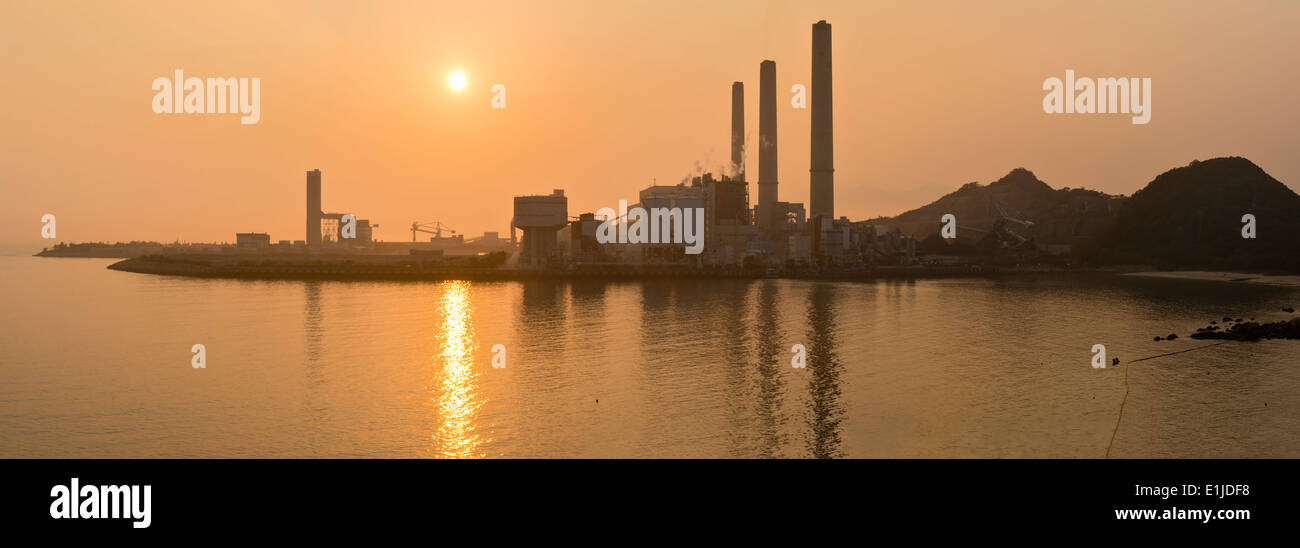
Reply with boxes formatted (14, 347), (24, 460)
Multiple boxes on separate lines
(1190, 318), (1300, 341)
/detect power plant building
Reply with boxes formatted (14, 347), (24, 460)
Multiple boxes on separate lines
(513, 189), (568, 266)
(302, 169), (379, 248)
(278, 19), (910, 271)
(236, 232), (271, 248)
(569, 212), (604, 263)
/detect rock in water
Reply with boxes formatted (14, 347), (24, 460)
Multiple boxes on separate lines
(1191, 318), (1300, 341)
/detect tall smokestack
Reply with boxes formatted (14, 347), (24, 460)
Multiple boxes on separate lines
(731, 82), (745, 182)
(758, 60), (778, 231)
(810, 20), (834, 219)
(306, 169), (321, 246)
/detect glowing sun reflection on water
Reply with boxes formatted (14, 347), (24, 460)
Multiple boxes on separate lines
(433, 281), (483, 458)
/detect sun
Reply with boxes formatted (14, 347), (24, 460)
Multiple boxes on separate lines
(448, 71), (467, 90)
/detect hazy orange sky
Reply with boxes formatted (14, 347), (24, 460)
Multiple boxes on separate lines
(2, 0), (1297, 246)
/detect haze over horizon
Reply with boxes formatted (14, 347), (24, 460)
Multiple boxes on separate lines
(3, 0), (1297, 245)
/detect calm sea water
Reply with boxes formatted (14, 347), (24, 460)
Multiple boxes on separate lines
(2, 255), (1299, 458)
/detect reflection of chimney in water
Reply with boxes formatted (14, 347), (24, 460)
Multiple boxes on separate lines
(810, 20), (834, 219)
(731, 81), (745, 182)
(758, 60), (778, 231)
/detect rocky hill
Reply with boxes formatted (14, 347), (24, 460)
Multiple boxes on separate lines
(1083, 157), (1300, 271)
(883, 168), (1122, 251)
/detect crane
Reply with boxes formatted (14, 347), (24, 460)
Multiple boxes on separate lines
(938, 196), (1036, 250)
(989, 196), (1034, 248)
(992, 196), (1033, 228)
(410, 221), (458, 242)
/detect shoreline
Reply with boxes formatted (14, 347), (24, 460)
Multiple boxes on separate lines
(41, 255), (1300, 286)
(1123, 271), (1300, 287)
(104, 255), (1012, 282)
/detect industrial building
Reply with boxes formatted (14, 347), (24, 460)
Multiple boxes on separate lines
(550, 20), (869, 269)
(569, 213), (605, 263)
(319, 212), (375, 245)
(697, 173), (755, 265)
(303, 169), (378, 247)
(635, 181), (707, 263)
(497, 19), (924, 271)
(236, 232), (271, 248)
(512, 189), (568, 267)
(294, 169), (511, 256)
